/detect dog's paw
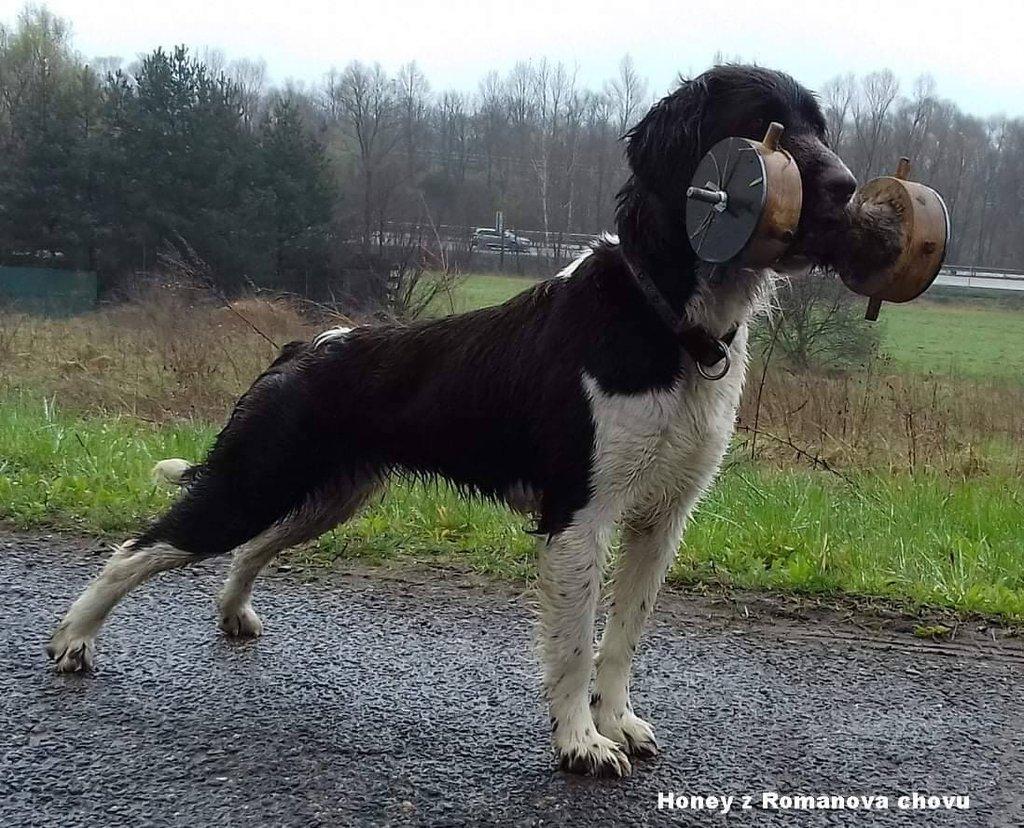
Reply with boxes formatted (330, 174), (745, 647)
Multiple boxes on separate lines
(218, 604), (264, 638)
(556, 731), (632, 778)
(594, 709), (659, 758)
(46, 624), (95, 673)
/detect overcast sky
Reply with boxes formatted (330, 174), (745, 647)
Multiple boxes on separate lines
(6, 0), (1022, 118)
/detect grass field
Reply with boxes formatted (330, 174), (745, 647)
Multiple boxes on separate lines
(880, 300), (1024, 380)
(3, 394), (1022, 618)
(439, 272), (538, 315)
(2, 278), (1024, 621)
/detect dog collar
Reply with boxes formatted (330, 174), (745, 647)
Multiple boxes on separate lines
(622, 258), (737, 381)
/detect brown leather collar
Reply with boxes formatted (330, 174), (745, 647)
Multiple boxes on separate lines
(623, 258), (737, 381)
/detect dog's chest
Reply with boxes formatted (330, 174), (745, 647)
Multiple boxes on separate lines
(584, 339), (747, 507)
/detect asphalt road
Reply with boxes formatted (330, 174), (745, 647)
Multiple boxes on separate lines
(2, 532), (1022, 827)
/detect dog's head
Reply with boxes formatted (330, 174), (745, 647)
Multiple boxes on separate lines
(618, 65), (856, 277)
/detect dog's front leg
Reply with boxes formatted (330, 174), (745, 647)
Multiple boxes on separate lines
(592, 503), (688, 758)
(539, 518), (631, 777)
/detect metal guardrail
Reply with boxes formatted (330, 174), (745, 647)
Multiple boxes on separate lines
(934, 264), (1024, 292)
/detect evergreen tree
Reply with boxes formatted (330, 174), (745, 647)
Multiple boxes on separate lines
(256, 95), (333, 286)
(0, 7), (100, 268)
(107, 46), (260, 287)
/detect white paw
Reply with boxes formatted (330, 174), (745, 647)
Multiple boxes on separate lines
(218, 603), (264, 638)
(46, 623), (96, 673)
(593, 707), (659, 758)
(555, 728), (633, 777)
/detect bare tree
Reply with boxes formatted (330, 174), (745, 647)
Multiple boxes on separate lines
(605, 54), (648, 136)
(561, 85), (586, 235)
(821, 73), (856, 151)
(90, 55), (123, 77)
(437, 90), (470, 196)
(199, 46), (226, 77)
(530, 59), (575, 241)
(230, 57), (267, 130)
(851, 69), (900, 179)
(332, 61), (400, 250)
(585, 90), (618, 228)
(396, 61), (430, 180)
(477, 70), (509, 192)
(758, 275), (879, 370)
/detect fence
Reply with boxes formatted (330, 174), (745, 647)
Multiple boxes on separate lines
(933, 264), (1024, 293)
(0, 267), (98, 315)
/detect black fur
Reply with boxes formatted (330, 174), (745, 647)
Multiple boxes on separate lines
(135, 65), (857, 557)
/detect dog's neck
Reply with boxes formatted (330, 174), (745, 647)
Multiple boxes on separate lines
(615, 182), (694, 310)
(615, 179), (768, 339)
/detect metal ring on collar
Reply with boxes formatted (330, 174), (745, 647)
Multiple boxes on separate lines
(696, 352), (731, 381)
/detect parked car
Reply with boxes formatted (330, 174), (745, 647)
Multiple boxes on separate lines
(471, 228), (531, 253)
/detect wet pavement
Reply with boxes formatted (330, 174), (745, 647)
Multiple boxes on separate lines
(1, 532), (1021, 826)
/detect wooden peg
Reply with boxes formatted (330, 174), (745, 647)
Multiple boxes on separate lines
(762, 121), (784, 152)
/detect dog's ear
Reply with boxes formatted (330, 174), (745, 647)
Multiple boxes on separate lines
(624, 77), (710, 191)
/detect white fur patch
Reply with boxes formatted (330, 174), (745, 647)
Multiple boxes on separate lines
(539, 335), (749, 770)
(583, 326), (747, 518)
(685, 265), (776, 337)
(152, 458), (192, 486)
(555, 253), (590, 279)
(312, 326), (354, 349)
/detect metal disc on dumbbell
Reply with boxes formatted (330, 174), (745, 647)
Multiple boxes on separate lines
(685, 122), (803, 266)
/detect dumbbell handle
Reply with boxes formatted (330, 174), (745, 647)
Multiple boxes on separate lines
(687, 186), (728, 209)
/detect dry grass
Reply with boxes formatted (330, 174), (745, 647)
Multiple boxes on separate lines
(3, 292), (1024, 477)
(738, 362), (1024, 475)
(0, 290), (317, 422)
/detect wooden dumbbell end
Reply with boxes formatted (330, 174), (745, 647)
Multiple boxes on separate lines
(865, 296), (882, 321)
(685, 128), (801, 264)
(894, 157), (912, 180)
(762, 122), (784, 152)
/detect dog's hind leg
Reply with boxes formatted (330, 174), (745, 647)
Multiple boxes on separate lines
(592, 500), (689, 757)
(539, 511), (631, 778)
(46, 539), (197, 672)
(216, 529), (289, 639)
(217, 476), (382, 638)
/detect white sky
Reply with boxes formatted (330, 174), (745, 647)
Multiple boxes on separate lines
(7, 0), (1023, 118)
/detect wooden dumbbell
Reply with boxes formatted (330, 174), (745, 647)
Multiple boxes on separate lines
(685, 122), (803, 266)
(840, 158), (950, 320)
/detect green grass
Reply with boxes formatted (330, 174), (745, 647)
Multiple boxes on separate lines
(880, 300), (1024, 380)
(3, 393), (1023, 620)
(438, 272), (538, 315)
(0, 395), (216, 532)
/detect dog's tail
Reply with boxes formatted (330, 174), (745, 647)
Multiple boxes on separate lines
(151, 458), (197, 488)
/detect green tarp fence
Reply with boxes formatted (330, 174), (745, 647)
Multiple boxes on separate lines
(0, 267), (97, 315)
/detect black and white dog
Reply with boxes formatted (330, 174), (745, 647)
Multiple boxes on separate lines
(47, 66), (856, 777)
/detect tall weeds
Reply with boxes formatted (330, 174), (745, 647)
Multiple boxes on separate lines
(0, 291), (314, 422)
(738, 362), (1024, 474)
(3, 296), (1023, 476)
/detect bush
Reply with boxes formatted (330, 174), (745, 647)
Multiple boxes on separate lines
(757, 272), (879, 370)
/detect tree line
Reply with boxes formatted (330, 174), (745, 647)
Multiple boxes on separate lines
(1, 5), (1020, 300)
